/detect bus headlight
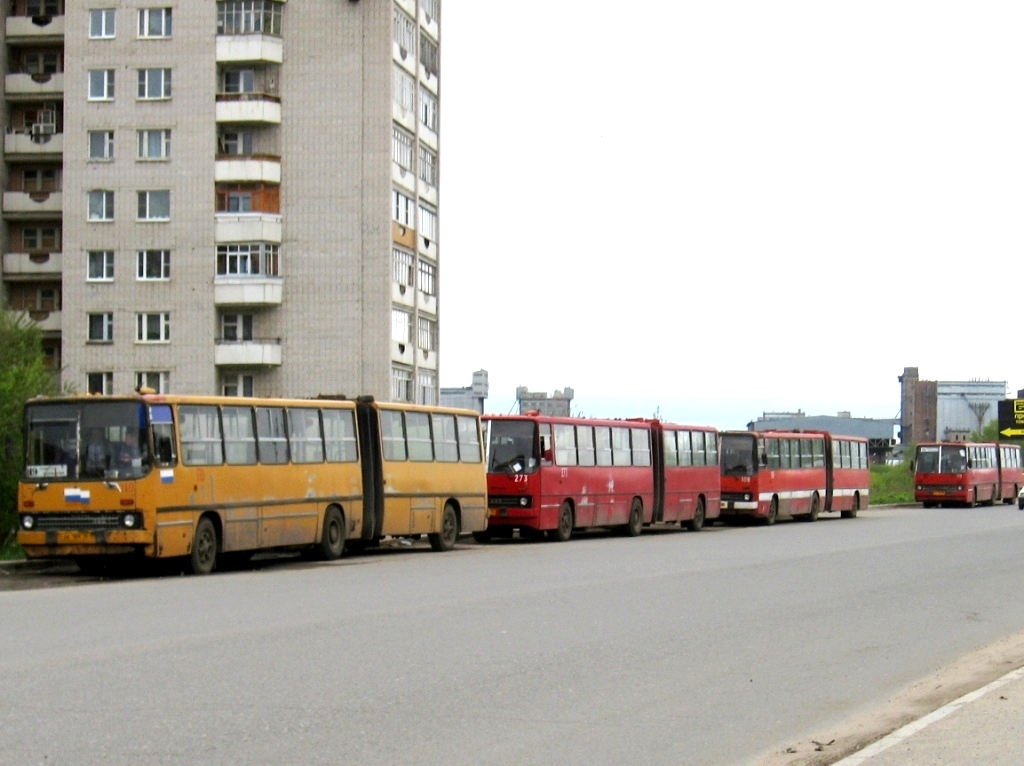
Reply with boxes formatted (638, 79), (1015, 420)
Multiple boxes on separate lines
(21, 515), (34, 530)
(122, 513), (137, 528)
(519, 497), (529, 507)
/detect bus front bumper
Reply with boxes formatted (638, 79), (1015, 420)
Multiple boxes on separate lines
(19, 529), (154, 558)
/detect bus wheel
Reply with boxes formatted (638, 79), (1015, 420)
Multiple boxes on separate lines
(807, 493), (820, 522)
(429, 503), (459, 552)
(188, 516), (218, 575)
(842, 494), (859, 519)
(318, 506), (346, 561)
(549, 502), (573, 542)
(624, 499), (643, 537)
(763, 498), (778, 526)
(686, 498), (706, 532)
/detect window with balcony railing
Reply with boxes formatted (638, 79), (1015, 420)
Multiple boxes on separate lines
(22, 51), (62, 75)
(418, 144), (437, 187)
(419, 86), (437, 132)
(17, 167), (61, 192)
(217, 1), (282, 36)
(393, 125), (414, 173)
(418, 260), (436, 297)
(393, 6), (415, 59)
(215, 183), (279, 214)
(216, 242), (279, 276)
(393, 64), (414, 112)
(419, 32), (438, 79)
(421, 0), (438, 24)
(22, 225), (60, 251)
(9, 282), (60, 311)
(24, 0), (62, 18)
(393, 248), (414, 287)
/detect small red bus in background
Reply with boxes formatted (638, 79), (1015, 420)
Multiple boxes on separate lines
(650, 421), (721, 531)
(914, 442), (1020, 507)
(481, 414), (656, 541)
(720, 430), (869, 524)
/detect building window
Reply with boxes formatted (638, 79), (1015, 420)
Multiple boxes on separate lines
(420, 32), (438, 78)
(418, 260), (436, 297)
(88, 130), (114, 160)
(392, 309), (411, 344)
(88, 250), (114, 281)
(27, 0), (61, 15)
(23, 227), (59, 251)
(419, 204), (437, 243)
(88, 69), (115, 101)
(136, 371), (169, 393)
(137, 68), (171, 99)
(138, 8), (172, 38)
(87, 372), (113, 395)
(137, 129), (171, 160)
(136, 312), (170, 342)
(221, 313), (254, 342)
(223, 69), (255, 94)
(393, 7), (415, 59)
(419, 87), (437, 132)
(393, 248), (414, 287)
(215, 184), (279, 214)
(392, 367), (412, 402)
(392, 189), (414, 227)
(216, 243), (279, 276)
(137, 190), (170, 221)
(418, 316), (437, 352)
(22, 168), (60, 192)
(393, 64), (414, 112)
(418, 371), (437, 406)
(421, 0), (438, 23)
(8, 283), (60, 311)
(218, 130), (253, 156)
(87, 312), (114, 342)
(217, 1), (282, 36)
(89, 9), (115, 38)
(222, 373), (254, 397)
(418, 144), (437, 187)
(393, 125), (414, 174)
(88, 190), (114, 221)
(137, 249), (170, 280)
(24, 52), (61, 75)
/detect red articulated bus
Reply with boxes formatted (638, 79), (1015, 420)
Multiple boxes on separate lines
(719, 430), (869, 524)
(480, 414), (722, 542)
(914, 442), (1022, 507)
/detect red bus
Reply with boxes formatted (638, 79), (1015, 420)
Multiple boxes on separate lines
(481, 414), (656, 541)
(650, 421), (721, 530)
(914, 442), (1021, 507)
(720, 430), (869, 524)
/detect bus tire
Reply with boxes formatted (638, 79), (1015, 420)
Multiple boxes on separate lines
(763, 498), (778, 526)
(318, 506), (346, 561)
(842, 494), (859, 519)
(807, 492), (820, 522)
(686, 498), (706, 532)
(429, 503), (459, 552)
(549, 502), (573, 542)
(624, 498), (643, 537)
(188, 516), (218, 575)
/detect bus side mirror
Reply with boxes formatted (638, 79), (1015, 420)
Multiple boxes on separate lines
(760, 453), (768, 467)
(542, 449), (553, 464)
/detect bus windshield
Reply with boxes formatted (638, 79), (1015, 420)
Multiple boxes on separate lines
(25, 400), (151, 481)
(916, 445), (967, 474)
(721, 433), (757, 476)
(487, 419), (538, 475)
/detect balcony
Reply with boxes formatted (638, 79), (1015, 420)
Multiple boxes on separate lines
(3, 191), (62, 218)
(5, 72), (64, 101)
(4, 130), (63, 160)
(6, 14), (65, 43)
(13, 308), (61, 334)
(3, 251), (62, 278)
(215, 94), (281, 124)
(215, 214), (282, 243)
(391, 340), (414, 366)
(215, 156), (281, 184)
(214, 276), (283, 307)
(215, 338), (282, 367)
(216, 34), (283, 64)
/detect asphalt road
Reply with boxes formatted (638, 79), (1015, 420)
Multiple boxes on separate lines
(3, 505), (1024, 765)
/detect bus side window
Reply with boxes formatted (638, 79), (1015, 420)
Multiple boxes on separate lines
(149, 404), (177, 466)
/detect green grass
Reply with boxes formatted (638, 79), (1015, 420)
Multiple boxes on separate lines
(870, 463), (915, 505)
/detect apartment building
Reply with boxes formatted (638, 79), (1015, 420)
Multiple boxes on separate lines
(2, 0), (441, 403)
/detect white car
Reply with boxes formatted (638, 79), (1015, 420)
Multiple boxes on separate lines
(1018, 486), (1024, 510)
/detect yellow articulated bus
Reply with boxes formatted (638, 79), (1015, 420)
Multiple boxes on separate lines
(17, 393), (488, 574)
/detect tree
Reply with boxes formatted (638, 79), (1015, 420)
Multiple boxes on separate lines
(0, 310), (61, 547)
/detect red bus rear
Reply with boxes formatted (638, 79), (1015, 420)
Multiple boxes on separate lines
(720, 430), (867, 524)
(650, 421), (721, 530)
(481, 414), (655, 541)
(914, 442), (1007, 507)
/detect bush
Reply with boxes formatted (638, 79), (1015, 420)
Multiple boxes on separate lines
(870, 463), (915, 505)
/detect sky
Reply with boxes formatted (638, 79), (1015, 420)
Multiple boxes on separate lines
(437, 2), (1024, 430)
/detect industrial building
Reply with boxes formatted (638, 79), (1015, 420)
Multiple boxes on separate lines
(898, 367), (1007, 444)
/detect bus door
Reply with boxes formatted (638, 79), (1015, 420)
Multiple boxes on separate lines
(375, 407), (415, 537)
